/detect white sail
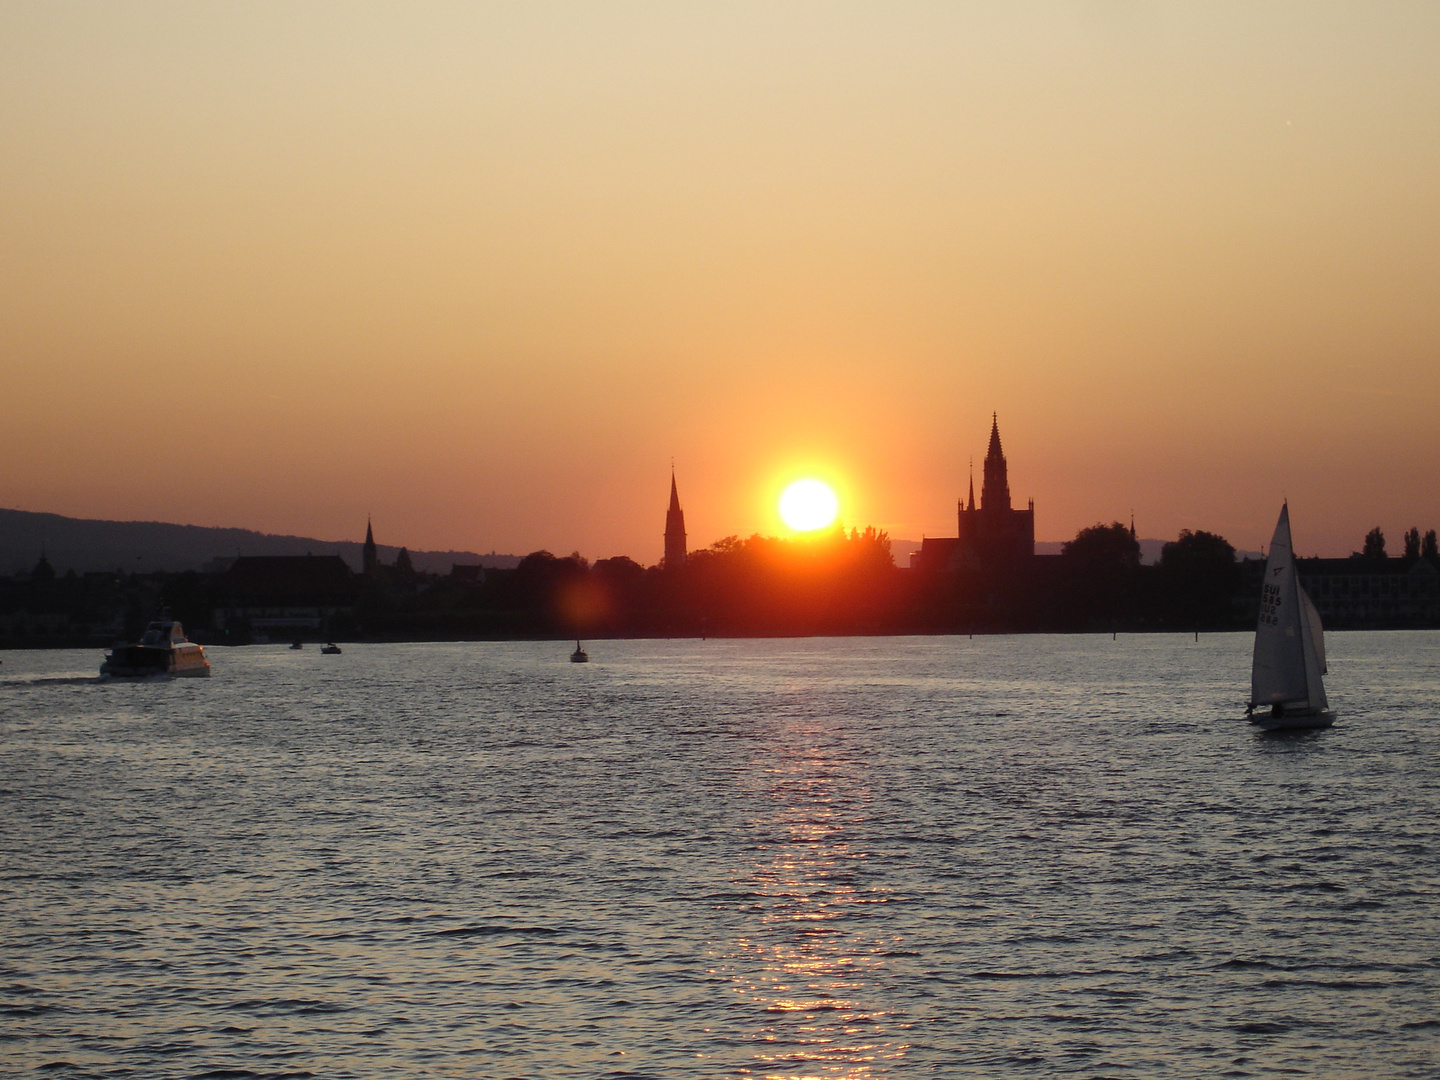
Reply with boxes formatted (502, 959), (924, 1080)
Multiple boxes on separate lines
(1299, 586), (1327, 676)
(1250, 504), (1310, 707)
(1298, 585), (1328, 710)
(1248, 504), (1334, 727)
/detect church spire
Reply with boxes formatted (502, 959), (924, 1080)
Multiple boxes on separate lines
(966, 458), (976, 512)
(664, 470), (687, 569)
(363, 516), (378, 575)
(981, 412), (1011, 512)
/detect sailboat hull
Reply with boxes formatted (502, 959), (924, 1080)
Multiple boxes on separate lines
(1251, 709), (1336, 732)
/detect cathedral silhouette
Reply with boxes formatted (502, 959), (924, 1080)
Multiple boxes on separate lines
(917, 414), (1035, 572)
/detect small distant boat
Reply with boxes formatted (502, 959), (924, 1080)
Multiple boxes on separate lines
(321, 643), (342, 655)
(290, 641), (304, 650)
(570, 640), (589, 663)
(101, 620), (210, 679)
(1247, 503), (1336, 731)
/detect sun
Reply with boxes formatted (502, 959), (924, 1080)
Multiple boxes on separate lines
(779, 479), (839, 532)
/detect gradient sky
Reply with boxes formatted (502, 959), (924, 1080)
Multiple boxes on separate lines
(3, 2), (1437, 562)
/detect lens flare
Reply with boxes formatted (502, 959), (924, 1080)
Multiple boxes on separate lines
(779, 479), (839, 532)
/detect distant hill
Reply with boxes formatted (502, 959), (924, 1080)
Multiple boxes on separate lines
(890, 539), (923, 566)
(0, 507), (521, 576)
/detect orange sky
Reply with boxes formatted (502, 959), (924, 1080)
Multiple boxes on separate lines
(3, 3), (1437, 561)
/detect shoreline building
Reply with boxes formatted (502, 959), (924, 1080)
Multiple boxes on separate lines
(664, 472), (687, 569)
(213, 554), (358, 640)
(1240, 554), (1440, 629)
(917, 414), (1035, 572)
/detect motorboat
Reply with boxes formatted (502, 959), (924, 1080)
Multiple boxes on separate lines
(101, 620), (211, 679)
(321, 643), (342, 654)
(1247, 503), (1336, 731)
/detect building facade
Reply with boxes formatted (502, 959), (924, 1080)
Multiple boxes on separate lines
(1240, 555), (1440, 628)
(212, 554), (359, 639)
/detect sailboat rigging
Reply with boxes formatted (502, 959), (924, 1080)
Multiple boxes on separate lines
(1247, 503), (1336, 731)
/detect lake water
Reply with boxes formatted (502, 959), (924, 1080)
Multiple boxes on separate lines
(2, 633), (1438, 1079)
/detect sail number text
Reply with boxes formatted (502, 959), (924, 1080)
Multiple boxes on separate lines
(1259, 581), (1283, 626)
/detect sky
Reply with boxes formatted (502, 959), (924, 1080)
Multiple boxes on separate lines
(3, 1), (1438, 562)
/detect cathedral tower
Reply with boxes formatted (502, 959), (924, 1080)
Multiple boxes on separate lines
(980, 413), (1011, 512)
(664, 472), (687, 569)
(948, 413), (1034, 566)
(916, 414), (1036, 581)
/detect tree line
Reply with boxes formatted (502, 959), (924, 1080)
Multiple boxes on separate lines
(358, 522), (1282, 638)
(5, 520), (1436, 645)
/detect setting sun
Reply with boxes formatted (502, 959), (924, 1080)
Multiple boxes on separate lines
(778, 479), (839, 532)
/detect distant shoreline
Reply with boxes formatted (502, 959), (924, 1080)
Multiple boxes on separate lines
(5, 626), (1433, 654)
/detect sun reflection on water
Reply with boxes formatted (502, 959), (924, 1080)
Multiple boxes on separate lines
(711, 742), (912, 1078)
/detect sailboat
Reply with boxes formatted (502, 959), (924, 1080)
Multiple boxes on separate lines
(570, 640), (589, 663)
(1247, 503), (1336, 731)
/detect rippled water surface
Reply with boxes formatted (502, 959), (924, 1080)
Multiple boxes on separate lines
(3, 633), (1438, 1079)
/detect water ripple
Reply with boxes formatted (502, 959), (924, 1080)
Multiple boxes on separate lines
(2, 633), (1438, 1077)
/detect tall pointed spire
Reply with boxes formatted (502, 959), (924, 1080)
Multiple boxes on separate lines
(362, 516), (378, 575)
(664, 470), (687, 569)
(981, 412), (1011, 512)
(966, 458), (976, 512)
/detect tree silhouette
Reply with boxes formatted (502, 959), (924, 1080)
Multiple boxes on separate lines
(1060, 522), (1142, 628)
(671, 527), (898, 635)
(1403, 527), (1421, 561)
(593, 555), (644, 585)
(394, 546), (415, 580)
(1159, 529), (1238, 628)
(1362, 527), (1387, 560)
(1063, 522), (1141, 567)
(510, 550), (588, 630)
(1425, 530), (1439, 561)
